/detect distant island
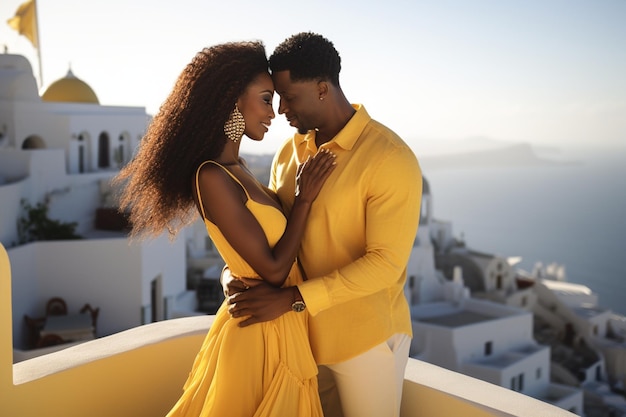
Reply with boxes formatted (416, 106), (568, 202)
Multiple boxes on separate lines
(418, 142), (580, 171)
(242, 139), (580, 178)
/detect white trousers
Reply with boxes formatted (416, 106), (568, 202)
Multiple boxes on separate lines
(318, 333), (411, 417)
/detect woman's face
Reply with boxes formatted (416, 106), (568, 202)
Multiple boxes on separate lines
(237, 72), (275, 141)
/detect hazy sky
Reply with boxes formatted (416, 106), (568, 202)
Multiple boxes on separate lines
(2, 0), (625, 155)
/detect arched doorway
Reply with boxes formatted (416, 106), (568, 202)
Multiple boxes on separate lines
(97, 132), (110, 169)
(69, 132), (90, 174)
(21, 135), (46, 149)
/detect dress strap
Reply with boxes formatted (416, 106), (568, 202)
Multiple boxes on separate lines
(195, 160), (250, 220)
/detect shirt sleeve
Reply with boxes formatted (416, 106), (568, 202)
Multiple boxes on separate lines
(299, 146), (422, 315)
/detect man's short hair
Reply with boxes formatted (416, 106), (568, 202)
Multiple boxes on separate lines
(269, 32), (341, 86)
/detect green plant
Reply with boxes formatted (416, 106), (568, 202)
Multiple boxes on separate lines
(17, 199), (82, 244)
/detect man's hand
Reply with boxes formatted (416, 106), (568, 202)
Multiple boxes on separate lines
(227, 282), (294, 327)
(222, 268), (259, 297)
(223, 274), (249, 297)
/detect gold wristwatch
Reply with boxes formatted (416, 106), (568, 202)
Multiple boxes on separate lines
(291, 288), (306, 313)
(292, 300), (306, 312)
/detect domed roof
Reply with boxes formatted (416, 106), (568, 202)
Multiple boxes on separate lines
(41, 68), (99, 104)
(0, 54), (40, 102)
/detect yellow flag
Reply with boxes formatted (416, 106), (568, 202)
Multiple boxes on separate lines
(7, 0), (38, 49)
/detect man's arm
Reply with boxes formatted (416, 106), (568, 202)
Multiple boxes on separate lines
(221, 266), (246, 297)
(227, 282), (297, 325)
(298, 147), (422, 315)
(228, 147), (422, 325)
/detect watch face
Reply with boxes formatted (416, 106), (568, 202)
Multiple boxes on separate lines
(292, 301), (306, 312)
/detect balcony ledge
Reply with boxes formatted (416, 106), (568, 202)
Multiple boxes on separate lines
(0, 244), (576, 416)
(4, 316), (576, 417)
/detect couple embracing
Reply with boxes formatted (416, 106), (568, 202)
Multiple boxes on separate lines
(116, 32), (422, 417)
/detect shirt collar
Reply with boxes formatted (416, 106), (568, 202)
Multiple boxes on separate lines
(293, 104), (370, 161)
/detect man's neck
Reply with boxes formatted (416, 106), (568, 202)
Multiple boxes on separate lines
(315, 98), (356, 147)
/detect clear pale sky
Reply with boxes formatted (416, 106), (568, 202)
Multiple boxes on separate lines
(2, 0), (625, 155)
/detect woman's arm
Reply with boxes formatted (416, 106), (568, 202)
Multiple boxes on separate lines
(197, 150), (335, 287)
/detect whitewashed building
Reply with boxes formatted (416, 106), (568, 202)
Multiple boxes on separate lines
(406, 177), (584, 414)
(531, 271), (626, 412)
(0, 52), (192, 351)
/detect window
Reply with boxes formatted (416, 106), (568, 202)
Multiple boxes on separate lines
(150, 275), (163, 323)
(511, 373), (524, 392)
(78, 144), (85, 173)
(484, 341), (493, 356)
(98, 132), (110, 168)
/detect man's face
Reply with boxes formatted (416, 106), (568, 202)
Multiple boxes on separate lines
(272, 70), (322, 134)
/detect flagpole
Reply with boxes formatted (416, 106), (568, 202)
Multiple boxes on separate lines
(34, 0), (43, 88)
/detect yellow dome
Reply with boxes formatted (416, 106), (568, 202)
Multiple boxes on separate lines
(41, 69), (99, 104)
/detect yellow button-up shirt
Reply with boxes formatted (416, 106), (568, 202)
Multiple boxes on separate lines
(270, 104), (422, 364)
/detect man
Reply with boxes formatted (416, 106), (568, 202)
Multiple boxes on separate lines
(228, 32), (422, 417)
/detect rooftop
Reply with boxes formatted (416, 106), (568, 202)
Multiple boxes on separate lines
(419, 310), (495, 327)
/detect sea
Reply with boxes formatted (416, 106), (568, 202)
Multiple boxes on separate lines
(418, 145), (626, 315)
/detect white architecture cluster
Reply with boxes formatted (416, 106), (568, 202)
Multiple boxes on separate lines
(0, 52), (202, 350)
(405, 179), (584, 414)
(407, 178), (626, 416)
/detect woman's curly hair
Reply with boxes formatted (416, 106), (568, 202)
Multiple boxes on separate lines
(114, 41), (268, 239)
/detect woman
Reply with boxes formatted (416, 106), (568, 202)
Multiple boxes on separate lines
(115, 41), (335, 416)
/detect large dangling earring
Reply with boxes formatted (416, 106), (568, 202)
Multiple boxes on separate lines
(224, 105), (245, 143)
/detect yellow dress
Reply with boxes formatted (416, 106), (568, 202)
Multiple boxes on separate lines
(166, 161), (322, 417)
